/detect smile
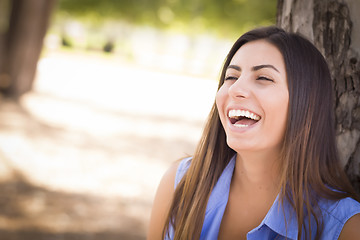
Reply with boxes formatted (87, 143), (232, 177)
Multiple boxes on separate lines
(228, 109), (261, 128)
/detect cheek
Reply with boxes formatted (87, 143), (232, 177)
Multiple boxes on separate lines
(215, 87), (228, 124)
(215, 86), (226, 111)
(263, 93), (289, 133)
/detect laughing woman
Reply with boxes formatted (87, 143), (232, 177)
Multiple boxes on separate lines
(147, 26), (360, 240)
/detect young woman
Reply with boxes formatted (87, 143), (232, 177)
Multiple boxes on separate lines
(147, 26), (360, 240)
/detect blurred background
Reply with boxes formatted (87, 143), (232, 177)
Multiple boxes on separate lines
(0, 0), (276, 239)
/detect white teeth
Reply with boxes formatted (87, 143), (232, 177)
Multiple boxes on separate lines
(228, 109), (260, 121)
(234, 123), (249, 128)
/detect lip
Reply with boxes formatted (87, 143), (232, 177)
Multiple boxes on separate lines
(225, 107), (262, 133)
(227, 107), (262, 120)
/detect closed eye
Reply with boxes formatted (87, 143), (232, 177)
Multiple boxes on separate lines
(257, 76), (274, 82)
(225, 76), (238, 81)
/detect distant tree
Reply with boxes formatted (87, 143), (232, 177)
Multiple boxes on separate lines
(57, 0), (277, 37)
(0, 0), (56, 98)
(277, 0), (360, 193)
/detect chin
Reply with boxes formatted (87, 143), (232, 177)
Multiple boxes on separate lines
(226, 138), (258, 152)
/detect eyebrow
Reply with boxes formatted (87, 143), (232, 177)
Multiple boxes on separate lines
(227, 64), (280, 73)
(227, 65), (241, 71)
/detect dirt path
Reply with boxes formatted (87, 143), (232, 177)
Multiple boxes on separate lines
(0, 51), (217, 239)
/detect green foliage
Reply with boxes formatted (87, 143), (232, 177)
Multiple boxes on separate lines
(56, 0), (277, 37)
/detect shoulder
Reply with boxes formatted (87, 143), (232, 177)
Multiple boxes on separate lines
(319, 197), (360, 239)
(147, 159), (187, 240)
(174, 157), (192, 187)
(338, 213), (360, 240)
(321, 197), (360, 219)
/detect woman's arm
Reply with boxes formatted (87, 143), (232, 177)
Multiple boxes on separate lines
(338, 213), (360, 239)
(147, 162), (180, 240)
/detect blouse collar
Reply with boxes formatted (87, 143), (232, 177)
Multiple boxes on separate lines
(206, 154), (299, 239)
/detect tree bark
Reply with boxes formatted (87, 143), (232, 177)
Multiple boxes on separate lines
(0, 0), (56, 98)
(277, 0), (360, 193)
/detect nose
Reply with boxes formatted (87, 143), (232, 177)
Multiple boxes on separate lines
(228, 75), (250, 99)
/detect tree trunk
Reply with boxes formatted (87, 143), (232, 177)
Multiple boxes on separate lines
(0, 0), (56, 98)
(277, 0), (360, 194)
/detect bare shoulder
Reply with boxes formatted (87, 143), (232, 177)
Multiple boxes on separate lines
(147, 161), (181, 240)
(338, 213), (360, 240)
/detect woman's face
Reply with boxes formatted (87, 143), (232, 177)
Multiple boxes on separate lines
(216, 39), (289, 154)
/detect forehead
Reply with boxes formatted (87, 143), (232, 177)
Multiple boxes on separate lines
(229, 39), (285, 70)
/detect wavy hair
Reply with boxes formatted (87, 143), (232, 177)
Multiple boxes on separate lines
(162, 26), (359, 240)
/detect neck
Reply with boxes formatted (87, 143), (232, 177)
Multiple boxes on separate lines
(233, 150), (281, 194)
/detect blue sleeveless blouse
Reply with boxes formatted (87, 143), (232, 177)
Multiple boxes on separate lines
(166, 155), (360, 240)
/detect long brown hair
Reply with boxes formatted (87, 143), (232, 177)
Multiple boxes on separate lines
(162, 26), (359, 240)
